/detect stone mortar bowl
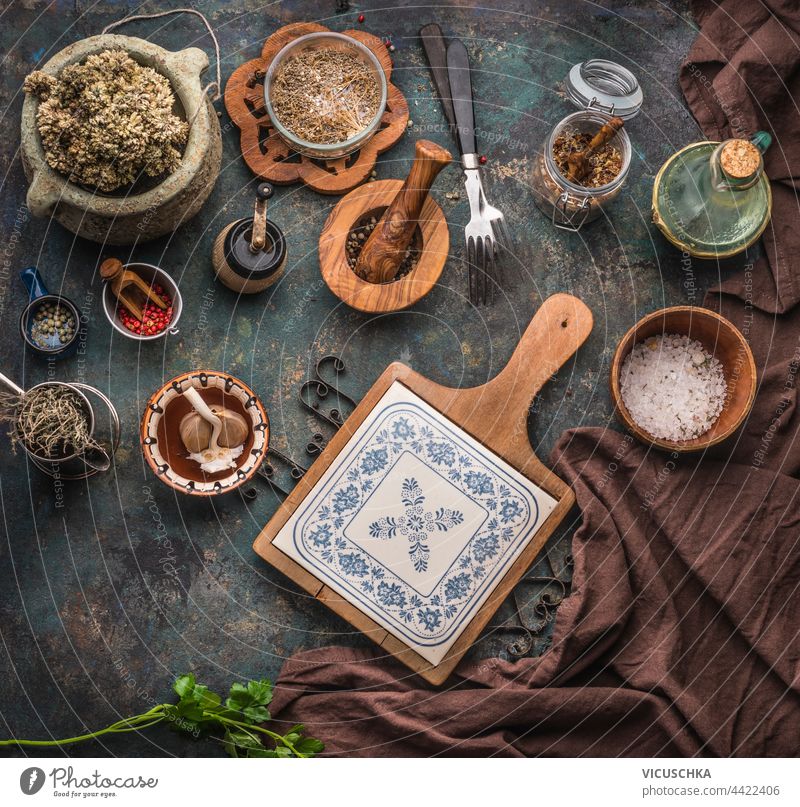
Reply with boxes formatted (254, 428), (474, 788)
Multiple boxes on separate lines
(21, 35), (222, 245)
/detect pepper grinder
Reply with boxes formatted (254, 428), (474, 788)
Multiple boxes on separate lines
(212, 182), (287, 294)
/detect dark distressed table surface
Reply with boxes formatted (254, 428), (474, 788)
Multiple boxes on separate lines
(0, 0), (746, 757)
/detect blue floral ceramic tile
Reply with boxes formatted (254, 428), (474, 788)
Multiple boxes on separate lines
(273, 382), (557, 665)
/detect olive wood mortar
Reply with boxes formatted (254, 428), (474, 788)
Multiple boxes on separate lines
(610, 306), (756, 452)
(319, 140), (451, 313)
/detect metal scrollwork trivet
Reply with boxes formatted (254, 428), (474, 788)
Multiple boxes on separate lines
(496, 548), (574, 659)
(249, 354), (358, 499)
(299, 354), (358, 431)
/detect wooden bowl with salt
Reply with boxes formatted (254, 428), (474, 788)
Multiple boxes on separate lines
(610, 306), (756, 452)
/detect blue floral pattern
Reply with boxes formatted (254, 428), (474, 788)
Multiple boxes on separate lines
(464, 471), (494, 496)
(368, 477), (464, 573)
(339, 552), (369, 578)
(361, 447), (389, 475)
(377, 581), (406, 608)
(418, 607), (442, 632)
(392, 417), (415, 440)
(332, 484), (360, 514)
(472, 532), (500, 563)
(426, 440), (457, 467)
(281, 387), (556, 658)
(308, 524), (332, 548)
(499, 499), (524, 524)
(444, 572), (471, 601)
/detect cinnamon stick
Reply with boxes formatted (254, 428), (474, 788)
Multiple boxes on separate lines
(567, 116), (625, 183)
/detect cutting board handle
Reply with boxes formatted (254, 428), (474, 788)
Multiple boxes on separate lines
(464, 293), (593, 445)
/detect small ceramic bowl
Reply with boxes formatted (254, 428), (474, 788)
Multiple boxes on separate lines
(610, 306), (756, 452)
(102, 262), (183, 341)
(263, 31), (388, 159)
(141, 371), (269, 496)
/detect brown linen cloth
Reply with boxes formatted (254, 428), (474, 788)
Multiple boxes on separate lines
(271, 430), (800, 756)
(270, 0), (800, 755)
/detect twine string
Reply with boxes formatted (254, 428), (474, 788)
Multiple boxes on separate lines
(101, 8), (221, 101)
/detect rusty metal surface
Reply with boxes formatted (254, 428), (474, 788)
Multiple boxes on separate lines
(0, 0), (748, 756)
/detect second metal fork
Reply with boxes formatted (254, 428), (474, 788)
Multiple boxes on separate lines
(463, 154), (497, 305)
(447, 39), (509, 305)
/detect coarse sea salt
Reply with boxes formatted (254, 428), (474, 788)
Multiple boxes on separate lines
(620, 333), (727, 442)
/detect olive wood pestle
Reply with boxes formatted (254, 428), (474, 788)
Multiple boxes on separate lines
(355, 139), (452, 284)
(567, 116), (625, 183)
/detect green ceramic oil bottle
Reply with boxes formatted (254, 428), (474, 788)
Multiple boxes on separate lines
(652, 131), (772, 259)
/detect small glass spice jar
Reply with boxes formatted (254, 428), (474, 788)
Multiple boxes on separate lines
(532, 59), (642, 231)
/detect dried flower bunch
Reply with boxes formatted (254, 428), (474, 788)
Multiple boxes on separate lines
(0, 386), (100, 458)
(270, 47), (382, 144)
(24, 50), (189, 192)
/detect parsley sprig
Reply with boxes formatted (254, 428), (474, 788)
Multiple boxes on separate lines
(0, 674), (323, 759)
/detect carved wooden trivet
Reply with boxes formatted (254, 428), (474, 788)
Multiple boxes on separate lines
(224, 22), (410, 195)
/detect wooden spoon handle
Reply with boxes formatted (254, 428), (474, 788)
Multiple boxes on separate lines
(567, 116), (624, 181)
(355, 139), (451, 284)
(99, 258), (124, 280)
(124, 272), (168, 310)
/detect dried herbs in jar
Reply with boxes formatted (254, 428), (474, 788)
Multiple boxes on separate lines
(552, 130), (623, 188)
(532, 111), (632, 231)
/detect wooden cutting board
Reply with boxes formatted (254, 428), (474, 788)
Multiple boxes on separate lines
(253, 294), (593, 684)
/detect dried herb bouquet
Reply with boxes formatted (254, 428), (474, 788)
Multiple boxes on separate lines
(24, 49), (189, 192)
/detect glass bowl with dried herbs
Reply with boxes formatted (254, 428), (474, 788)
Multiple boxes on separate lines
(264, 32), (387, 159)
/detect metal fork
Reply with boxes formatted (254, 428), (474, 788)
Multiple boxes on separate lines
(479, 183), (512, 253)
(446, 39), (506, 305)
(462, 154), (496, 305)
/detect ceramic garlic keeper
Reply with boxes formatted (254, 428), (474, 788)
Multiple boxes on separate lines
(141, 371), (269, 496)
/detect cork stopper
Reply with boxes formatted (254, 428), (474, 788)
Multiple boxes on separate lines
(720, 139), (761, 179)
